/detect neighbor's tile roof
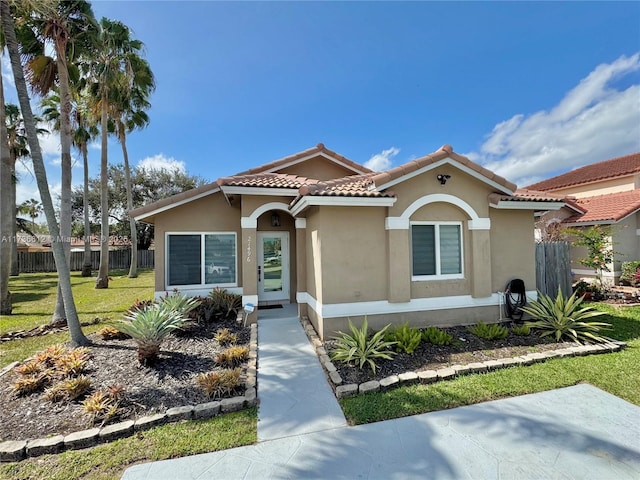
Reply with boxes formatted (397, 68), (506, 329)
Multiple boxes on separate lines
(217, 173), (318, 189)
(234, 143), (374, 176)
(370, 145), (517, 193)
(563, 190), (640, 224)
(488, 189), (567, 205)
(527, 152), (640, 192)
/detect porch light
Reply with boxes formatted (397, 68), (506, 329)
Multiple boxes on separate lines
(437, 174), (451, 185)
(271, 212), (281, 227)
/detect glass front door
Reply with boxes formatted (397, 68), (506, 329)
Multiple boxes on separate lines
(258, 232), (289, 302)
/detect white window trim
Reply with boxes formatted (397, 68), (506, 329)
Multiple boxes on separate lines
(410, 221), (464, 281)
(165, 231), (238, 289)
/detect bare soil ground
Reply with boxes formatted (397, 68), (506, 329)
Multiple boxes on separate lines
(0, 318), (249, 442)
(326, 323), (573, 385)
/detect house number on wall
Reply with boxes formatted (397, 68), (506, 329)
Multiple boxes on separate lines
(246, 236), (252, 263)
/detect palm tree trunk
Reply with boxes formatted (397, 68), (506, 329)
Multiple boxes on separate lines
(1, 0), (88, 345)
(51, 50), (74, 325)
(120, 131), (137, 278)
(95, 91), (109, 289)
(81, 142), (92, 277)
(10, 154), (19, 276)
(0, 63), (13, 314)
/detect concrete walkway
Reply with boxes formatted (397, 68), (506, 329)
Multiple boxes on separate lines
(256, 304), (347, 441)
(122, 384), (640, 479)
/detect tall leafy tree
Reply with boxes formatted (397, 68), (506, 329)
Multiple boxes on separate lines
(19, 198), (43, 230)
(1, 0), (88, 345)
(88, 18), (151, 288)
(22, 0), (97, 322)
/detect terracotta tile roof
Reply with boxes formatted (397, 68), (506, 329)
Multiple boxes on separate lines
(488, 188), (567, 205)
(217, 173), (317, 189)
(563, 190), (640, 224)
(298, 173), (395, 198)
(526, 152), (640, 191)
(234, 143), (374, 176)
(370, 144), (517, 193)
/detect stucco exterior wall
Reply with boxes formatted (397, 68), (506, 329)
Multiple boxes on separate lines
(489, 208), (536, 293)
(550, 175), (638, 198)
(153, 192), (241, 293)
(276, 156), (359, 181)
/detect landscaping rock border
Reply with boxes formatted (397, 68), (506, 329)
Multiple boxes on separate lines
(299, 316), (627, 400)
(0, 322), (258, 463)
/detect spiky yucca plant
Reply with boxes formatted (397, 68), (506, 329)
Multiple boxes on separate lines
(159, 292), (202, 317)
(330, 318), (397, 374)
(115, 304), (186, 366)
(522, 288), (612, 344)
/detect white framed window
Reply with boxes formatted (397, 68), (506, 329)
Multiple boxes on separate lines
(166, 232), (237, 288)
(411, 222), (463, 280)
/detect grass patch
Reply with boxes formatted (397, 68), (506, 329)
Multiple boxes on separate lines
(0, 408), (257, 480)
(1, 270), (154, 368)
(341, 304), (640, 425)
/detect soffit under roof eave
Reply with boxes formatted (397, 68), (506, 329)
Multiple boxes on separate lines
(490, 200), (566, 211)
(289, 196), (397, 216)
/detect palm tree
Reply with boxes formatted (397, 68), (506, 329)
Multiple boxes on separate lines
(88, 18), (151, 288)
(21, 0), (97, 322)
(112, 62), (155, 279)
(19, 198), (43, 230)
(0, 53), (12, 314)
(1, 0), (89, 345)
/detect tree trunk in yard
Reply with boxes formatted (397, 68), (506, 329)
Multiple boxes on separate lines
(95, 91), (109, 289)
(1, 0), (88, 345)
(120, 131), (137, 278)
(0, 64), (13, 314)
(81, 142), (92, 277)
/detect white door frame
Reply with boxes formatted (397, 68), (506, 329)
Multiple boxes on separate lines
(257, 231), (290, 303)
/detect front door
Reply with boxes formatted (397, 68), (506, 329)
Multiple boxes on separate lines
(258, 232), (289, 303)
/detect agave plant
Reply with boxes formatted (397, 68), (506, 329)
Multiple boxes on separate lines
(330, 318), (397, 374)
(521, 288), (612, 344)
(159, 292), (202, 317)
(115, 304), (186, 365)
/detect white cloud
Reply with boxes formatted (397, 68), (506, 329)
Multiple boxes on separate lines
(466, 53), (640, 187)
(365, 147), (400, 171)
(137, 153), (186, 173)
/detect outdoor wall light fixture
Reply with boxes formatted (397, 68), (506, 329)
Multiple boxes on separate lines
(271, 212), (281, 227)
(437, 174), (451, 185)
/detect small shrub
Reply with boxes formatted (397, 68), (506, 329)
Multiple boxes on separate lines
(45, 376), (91, 402)
(115, 303), (187, 366)
(216, 345), (249, 367)
(33, 344), (67, 367)
(620, 261), (640, 286)
(14, 360), (44, 376)
(422, 326), (454, 346)
(159, 291), (202, 317)
(209, 288), (242, 318)
(511, 324), (531, 336)
(97, 326), (130, 340)
(522, 288), (612, 344)
(214, 328), (238, 346)
(82, 387), (123, 424)
(385, 323), (422, 353)
(330, 318), (396, 374)
(468, 322), (509, 340)
(55, 348), (90, 377)
(13, 374), (49, 395)
(197, 368), (242, 399)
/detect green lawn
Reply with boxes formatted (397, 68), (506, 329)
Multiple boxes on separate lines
(340, 303), (640, 424)
(1, 270), (155, 367)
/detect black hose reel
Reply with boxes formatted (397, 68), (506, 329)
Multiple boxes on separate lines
(504, 278), (526, 321)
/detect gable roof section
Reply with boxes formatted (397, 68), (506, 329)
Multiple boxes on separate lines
(234, 143), (374, 176)
(563, 190), (640, 225)
(371, 145), (517, 194)
(131, 182), (220, 222)
(527, 152), (640, 192)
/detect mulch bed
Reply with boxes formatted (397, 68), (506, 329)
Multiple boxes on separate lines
(326, 324), (573, 385)
(0, 318), (249, 442)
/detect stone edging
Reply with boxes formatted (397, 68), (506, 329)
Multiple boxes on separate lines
(299, 316), (627, 399)
(0, 323), (258, 463)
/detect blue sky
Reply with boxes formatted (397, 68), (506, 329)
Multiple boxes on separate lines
(3, 1), (640, 208)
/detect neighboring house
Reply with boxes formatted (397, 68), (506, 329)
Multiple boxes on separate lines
(528, 152), (640, 284)
(69, 235), (132, 252)
(131, 143), (565, 339)
(16, 233), (51, 252)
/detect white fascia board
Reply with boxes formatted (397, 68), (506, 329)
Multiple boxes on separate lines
(265, 151), (368, 175)
(155, 286), (242, 299)
(221, 186), (298, 197)
(300, 291), (538, 319)
(490, 200), (566, 210)
(291, 196), (396, 216)
(133, 188), (220, 222)
(563, 220), (615, 227)
(376, 158), (514, 195)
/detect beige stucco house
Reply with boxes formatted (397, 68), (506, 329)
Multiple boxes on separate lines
(131, 143), (565, 339)
(529, 152), (640, 284)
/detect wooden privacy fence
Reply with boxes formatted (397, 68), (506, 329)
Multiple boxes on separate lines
(535, 241), (572, 297)
(18, 249), (154, 273)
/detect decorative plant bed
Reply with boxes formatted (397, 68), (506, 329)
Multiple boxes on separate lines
(0, 319), (257, 461)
